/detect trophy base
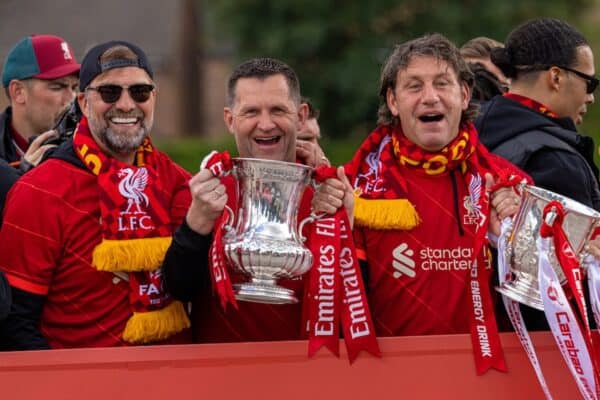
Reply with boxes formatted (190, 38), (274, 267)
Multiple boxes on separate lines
(234, 279), (298, 305)
(496, 280), (544, 311)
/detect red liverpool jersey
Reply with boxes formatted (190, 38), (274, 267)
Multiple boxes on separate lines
(355, 166), (494, 336)
(0, 153), (191, 348)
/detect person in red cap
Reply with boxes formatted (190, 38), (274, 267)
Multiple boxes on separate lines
(0, 34), (80, 171)
(0, 35), (79, 323)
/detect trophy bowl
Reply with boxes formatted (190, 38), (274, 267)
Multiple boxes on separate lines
(222, 158), (314, 304)
(496, 185), (600, 310)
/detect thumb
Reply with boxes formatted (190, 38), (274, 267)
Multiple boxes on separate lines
(484, 172), (495, 191)
(337, 166), (353, 192)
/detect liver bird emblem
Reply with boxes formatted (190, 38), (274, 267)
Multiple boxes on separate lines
(118, 167), (149, 214)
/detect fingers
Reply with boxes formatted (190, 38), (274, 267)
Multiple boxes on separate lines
(24, 137), (58, 167)
(588, 240), (600, 259)
(484, 172), (495, 190)
(190, 170), (227, 204)
(29, 130), (59, 148)
(491, 187), (521, 220)
(488, 207), (501, 239)
(296, 140), (329, 167)
(337, 166), (352, 192)
(186, 169), (229, 234)
(312, 176), (347, 215)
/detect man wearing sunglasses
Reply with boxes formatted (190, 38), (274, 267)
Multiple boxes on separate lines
(0, 41), (193, 349)
(476, 17), (599, 211)
(475, 18), (600, 331)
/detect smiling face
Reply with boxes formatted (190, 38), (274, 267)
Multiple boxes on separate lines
(224, 74), (306, 162)
(78, 66), (155, 162)
(386, 55), (470, 151)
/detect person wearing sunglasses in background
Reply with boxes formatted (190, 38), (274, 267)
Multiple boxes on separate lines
(476, 18), (599, 211)
(0, 41), (193, 349)
(475, 18), (600, 331)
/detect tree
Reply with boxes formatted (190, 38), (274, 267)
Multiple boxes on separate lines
(206, 0), (595, 138)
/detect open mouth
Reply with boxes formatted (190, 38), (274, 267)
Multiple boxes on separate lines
(110, 117), (140, 125)
(254, 136), (281, 145)
(418, 114), (444, 123)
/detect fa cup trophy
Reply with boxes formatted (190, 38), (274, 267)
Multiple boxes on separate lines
(497, 185), (600, 310)
(222, 158), (316, 304)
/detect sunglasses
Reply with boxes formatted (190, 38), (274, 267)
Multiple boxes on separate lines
(556, 66), (599, 94)
(86, 84), (155, 103)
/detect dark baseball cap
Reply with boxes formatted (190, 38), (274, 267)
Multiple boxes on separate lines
(2, 34), (80, 87)
(79, 40), (153, 91)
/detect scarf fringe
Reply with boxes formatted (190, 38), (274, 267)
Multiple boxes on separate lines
(122, 300), (190, 344)
(354, 196), (420, 230)
(92, 237), (172, 272)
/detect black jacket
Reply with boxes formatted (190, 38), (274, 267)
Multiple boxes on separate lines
(0, 107), (20, 164)
(0, 269), (10, 322)
(476, 95), (600, 331)
(475, 95), (600, 210)
(0, 158), (19, 226)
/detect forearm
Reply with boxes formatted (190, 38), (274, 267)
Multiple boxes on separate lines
(163, 219), (212, 301)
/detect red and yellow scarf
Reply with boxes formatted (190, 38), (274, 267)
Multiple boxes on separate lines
(73, 117), (190, 344)
(504, 93), (558, 119)
(346, 122), (508, 373)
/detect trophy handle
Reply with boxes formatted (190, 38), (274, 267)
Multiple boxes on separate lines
(222, 205), (236, 233)
(298, 212), (326, 242)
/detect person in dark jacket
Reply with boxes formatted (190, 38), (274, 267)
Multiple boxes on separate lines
(1, 34), (80, 171)
(0, 269), (9, 322)
(475, 17), (600, 330)
(476, 18), (599, 210)
(0, 160), (16, 323)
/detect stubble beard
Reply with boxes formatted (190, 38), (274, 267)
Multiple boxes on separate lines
(88, 111), (152, 155)
(100, 124), (148, 154)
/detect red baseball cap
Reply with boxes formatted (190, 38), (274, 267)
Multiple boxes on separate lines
(2, 34), (80, 87)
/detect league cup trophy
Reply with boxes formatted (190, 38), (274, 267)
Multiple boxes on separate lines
(221, 158), (315, 304)
(496, 185), (600, 310)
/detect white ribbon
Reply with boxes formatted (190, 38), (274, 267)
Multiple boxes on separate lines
(587, 256), (600, 333)
(497, 218), (553, 399)
(538, 236), (598, 400)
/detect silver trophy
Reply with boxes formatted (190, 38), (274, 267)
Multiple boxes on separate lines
(497, 185), (600, 310)
(222, 158), (315, 304)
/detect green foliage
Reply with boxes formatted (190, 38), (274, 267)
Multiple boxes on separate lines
(205, 0), (595, 138)
(156, 134), (238, 173)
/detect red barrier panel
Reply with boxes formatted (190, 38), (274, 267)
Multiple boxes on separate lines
(0, 332), (578, 399)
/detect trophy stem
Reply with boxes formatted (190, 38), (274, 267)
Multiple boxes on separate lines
(233, 277), (299, 305)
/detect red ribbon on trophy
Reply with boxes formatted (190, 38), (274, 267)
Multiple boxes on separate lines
(539, 201), (600, 399)
(201, 151), (237, 310)
(465, 170), (507, 375)
(201, 153), (379, 362)
(305, 166), (381, 363)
